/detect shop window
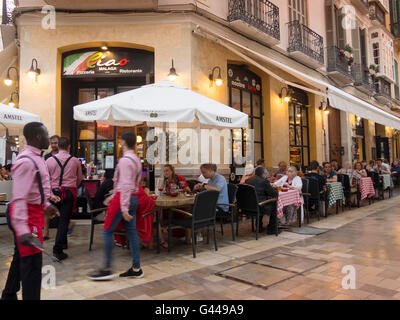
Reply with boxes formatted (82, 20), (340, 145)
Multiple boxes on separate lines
(289, 101), (310, 169)
(228, 65), (263, 166)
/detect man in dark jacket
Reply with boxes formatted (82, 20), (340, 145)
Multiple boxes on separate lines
(245, 166), (278, 234)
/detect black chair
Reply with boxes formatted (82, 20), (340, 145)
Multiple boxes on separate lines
(235, 184), (278, 240)
(168, 190), (219, 258)
(300, 178), (310, 225)
(367, 171), (381, 199)
(85, 189), (127, 251)
(337, 174), (350, 211)
(216, 183), (237, 241)
(305, 178), (322, 220)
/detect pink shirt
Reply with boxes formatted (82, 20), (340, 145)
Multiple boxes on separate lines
(46, 150), (83, 190)
(113, 150), (142, 212)
(11, 145), (52, 237)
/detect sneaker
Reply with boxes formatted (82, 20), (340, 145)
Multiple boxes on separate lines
(119, 268), (144, 279)
(53, 252), (68, 261)
(88, 269), (116, 281)
(67, 222), (76, 236)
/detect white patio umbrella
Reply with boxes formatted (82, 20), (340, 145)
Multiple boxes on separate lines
(73, 80), (248, 128)
(0, 103), (41, 135)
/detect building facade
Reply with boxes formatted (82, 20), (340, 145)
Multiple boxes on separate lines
(1, 0), (400, 175)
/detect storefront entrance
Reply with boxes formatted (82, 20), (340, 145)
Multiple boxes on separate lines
(61, 47), (154, 169)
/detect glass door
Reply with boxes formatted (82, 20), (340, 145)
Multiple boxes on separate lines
(76, 87), (116, 170)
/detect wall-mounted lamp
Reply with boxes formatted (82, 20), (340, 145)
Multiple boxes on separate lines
(279, 87), (294, 103)
(8, 91), (18, 108)
(137, 135), (143, 143)
(4, 67), (18, 86)
(27, 59), (40, 80)
(319, 100), (330, 115)
(168, 59), (178, 82)
(209, 66), (223, 87)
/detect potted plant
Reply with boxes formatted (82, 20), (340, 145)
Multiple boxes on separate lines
(344, 44), (353, 59)
(369, 64), (377, 76)
(348, 56), (354, 66)
(339, 49), (345, 60)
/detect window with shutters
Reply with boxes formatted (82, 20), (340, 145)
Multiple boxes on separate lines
(288, 0), (307, 25)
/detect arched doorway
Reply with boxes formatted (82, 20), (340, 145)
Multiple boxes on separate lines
(60, 47), (154, 169)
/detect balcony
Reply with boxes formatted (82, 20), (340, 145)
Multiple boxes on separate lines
(374, 77), (392, 106)
(327, 46), (355, 84)
(228, 0), (280, 46)
(391, 22), (400, 38)
(354, 64), (376, 94)
(369, 1), (386, 25)
(350, 0), (369, 15)
(287, 20), (324, 68)
(17, 0), (158, 10)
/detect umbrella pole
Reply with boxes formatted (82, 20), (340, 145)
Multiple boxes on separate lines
(161, 122), (166, 178)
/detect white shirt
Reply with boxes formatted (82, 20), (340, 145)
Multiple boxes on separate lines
(274, 175), (303, 191)
(198, 174), (209, 184)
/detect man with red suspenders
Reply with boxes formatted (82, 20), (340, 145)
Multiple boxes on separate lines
(1, 122), (60, 300)
(46, 137), (82, 261)
(89, 132), (143, 280)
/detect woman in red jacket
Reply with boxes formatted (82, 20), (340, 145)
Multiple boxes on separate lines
(158, 165), (190, 248)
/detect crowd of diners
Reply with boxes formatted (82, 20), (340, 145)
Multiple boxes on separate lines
(88, 156), (400, 248)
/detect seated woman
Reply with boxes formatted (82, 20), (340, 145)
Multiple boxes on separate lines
(273, 166), (303, 226)
(274, 161), (288, 179)
(353, 162), (367, 182)
(239, 164), (255, 184)
(159, 165), (190, 248)
(163, 164), (190, 193)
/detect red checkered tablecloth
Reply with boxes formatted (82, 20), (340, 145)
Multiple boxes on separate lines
(277, 189), (302, 219)
(357, 177), (375, 201)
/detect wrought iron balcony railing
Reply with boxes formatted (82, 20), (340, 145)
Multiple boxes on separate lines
(391, 22), (400, 38)
(327, 46), (354, 80)
(374, 77), (392, 99)
(228, 0), (280, 41)
(360, 0), (369, 8)
(353, 63), (375, 91)
(287, 20), (324, 65)
(369, 2), (386, 25)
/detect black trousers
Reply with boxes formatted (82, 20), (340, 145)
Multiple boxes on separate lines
(259, 203), (277, 232)
(53, 188), (74, 254)
(1, 234), (42, 300)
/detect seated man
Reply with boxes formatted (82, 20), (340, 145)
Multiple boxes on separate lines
(391, 160), (400, 174)
(305, 160), (327, 201)
(323, 162), (338, 183)
(374, 159), (391, 174)
(245, 166), (279, 235)
(194, 164), (229, 241)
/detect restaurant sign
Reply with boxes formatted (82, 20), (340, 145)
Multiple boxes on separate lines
(228, 65), (261, 93)
(62, 47), (154, 78)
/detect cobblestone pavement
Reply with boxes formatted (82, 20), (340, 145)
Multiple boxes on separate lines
(1, 194), (400, 300)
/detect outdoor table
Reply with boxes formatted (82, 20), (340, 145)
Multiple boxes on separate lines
(357, 177), (375, 201)
(154, 193), (195, 254)
(380, 174), (394, 190)
(326, 182), (345, 208)
(276, 189), (302, 219)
